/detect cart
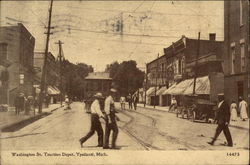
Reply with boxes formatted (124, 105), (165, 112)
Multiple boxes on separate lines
(188, 98), (216, 123)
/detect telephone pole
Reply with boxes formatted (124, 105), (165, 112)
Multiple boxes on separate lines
(154, 53), (159, 108)
(193, 32), (201, 95)
(38, 0), (54, 114)
(55, 40), (64, 106)
(144, 63), (148, 107)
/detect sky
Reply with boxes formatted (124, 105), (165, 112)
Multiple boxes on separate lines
(0, 1), (224, 72)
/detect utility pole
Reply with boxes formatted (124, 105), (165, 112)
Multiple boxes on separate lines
(38, 0), (54, 114)
(120, 12), (123, 41)
(193, 32), (200, 95)
(55, 40), (64, 106)
(144, 63), (147, 107)
(154, 53), (159, 108)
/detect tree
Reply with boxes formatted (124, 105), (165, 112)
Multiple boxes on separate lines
(59, 60), (93, 100)
(106, 60), (145, 96)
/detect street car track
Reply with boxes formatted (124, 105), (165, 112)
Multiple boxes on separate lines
(117, 108), (202, 150)
(117, 109), (162, 150)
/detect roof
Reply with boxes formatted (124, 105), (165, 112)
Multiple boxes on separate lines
(85, 72), (112, 80)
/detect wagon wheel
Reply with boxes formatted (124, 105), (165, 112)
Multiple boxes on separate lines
(181, 109), (185, 118)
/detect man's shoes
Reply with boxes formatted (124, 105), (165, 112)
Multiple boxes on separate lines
(96, 144), (103, 147)
(111, 145), (120, 150)
(207, 142), (214, 146)
(103, 146), (110, 149)
(228, 144), (233, 147)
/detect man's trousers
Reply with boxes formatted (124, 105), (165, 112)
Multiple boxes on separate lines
(79, 114), (103, 146)
(212, 123), (233, 146)
(104, 122), (119, 148)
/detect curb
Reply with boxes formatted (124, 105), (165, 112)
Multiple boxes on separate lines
(1, 105), (62, 132)
(137, 105), (249, 131)
(1, 112), (51, 132)
(51, 105), (64, 112)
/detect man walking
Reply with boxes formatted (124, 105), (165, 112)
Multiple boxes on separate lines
(120, 96), (126, 110)
(127, 93), (133, 109)
(133, 94), (139, 110)
(103, 88), (119, 149)
(79, 93), (105, 147)
(208, 93), (233, 147)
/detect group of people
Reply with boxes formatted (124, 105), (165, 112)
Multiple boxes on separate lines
(14, 93), (37, 115)
(120, 93), (139, 110)
(79, 88), (120, 149)
(230, 97), (248, 122)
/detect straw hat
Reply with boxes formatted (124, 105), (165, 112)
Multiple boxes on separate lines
(110, 88), (117, 93)
(94, 92), (103, 98)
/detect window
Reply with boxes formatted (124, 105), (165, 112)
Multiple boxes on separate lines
(240, 0), (243, 26)
(181, 56), (185, 74)
(240, 43), (245, 72)
(178, 59), (182, 74)
(0, 43), (8, 63)
(231, 48), (236, 74)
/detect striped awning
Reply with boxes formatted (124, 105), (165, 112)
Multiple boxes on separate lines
(146, 87), (159, 96)
(47, 86), (60, 95)
(156, 86), (167, 96)
(162, 76), (210, 95)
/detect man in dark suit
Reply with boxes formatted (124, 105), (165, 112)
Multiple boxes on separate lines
(208, 93), (233, 147)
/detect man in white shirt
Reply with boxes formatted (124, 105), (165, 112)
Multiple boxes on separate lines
(79, 93), (105, 147)
(103, 88), (119, 149)
(120, 96), (126, 110)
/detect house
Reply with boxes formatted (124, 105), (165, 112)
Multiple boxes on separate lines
(84, 72), (112, 98)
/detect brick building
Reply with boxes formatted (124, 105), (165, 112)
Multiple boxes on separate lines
(0, 23), (35, 106)
(33, 52), (60, 102)
(146, 35), (224, 106)
(84, 72), (112, 98)
(224, 0), (249, 104)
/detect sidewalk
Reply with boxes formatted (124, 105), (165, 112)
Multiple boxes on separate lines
(116, 102), (249, 131)
(0, 103), (62, 130)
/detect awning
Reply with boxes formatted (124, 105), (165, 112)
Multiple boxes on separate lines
(146, 87), (159, 96)
(170, 79), (194, 95)
(156, 86), (167, 96)
(162, 83), (177, 95)
(183, 76), (210, 95)
(163, 76), (210, 95)
(47, 86), (60, 95)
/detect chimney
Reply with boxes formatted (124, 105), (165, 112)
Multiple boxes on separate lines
(209, 33), (216, 41)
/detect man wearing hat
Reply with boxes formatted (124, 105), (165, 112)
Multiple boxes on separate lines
(79, 92), (105, 147)
(208, 93), (233, 147)
(103, 88), (119, 149)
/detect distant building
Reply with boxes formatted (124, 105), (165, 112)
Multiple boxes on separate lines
(33, 52), (60, 103)
(0, 23), (35, 106)
(146, 35), (224, 106)
(84, 72), (112, 98)
(224, 0), (249, 103)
